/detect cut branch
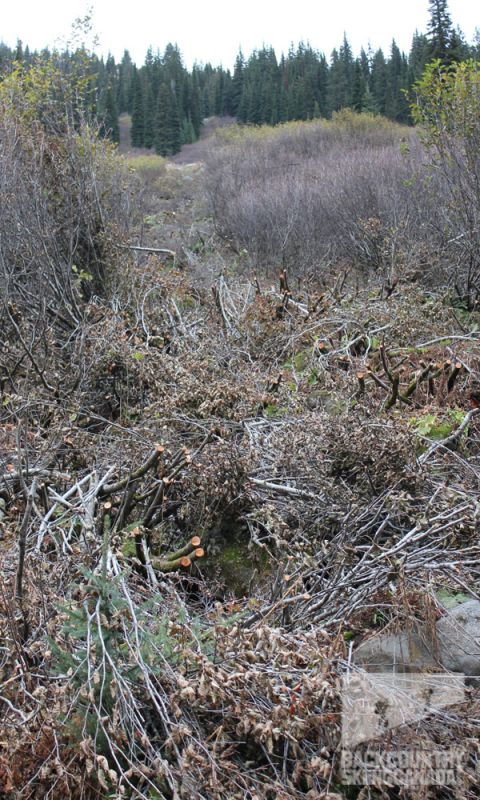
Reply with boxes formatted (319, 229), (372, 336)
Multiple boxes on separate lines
(101, 445), (164, 497)
(122, 244), (176, 256)
(251, 477), (323, 502)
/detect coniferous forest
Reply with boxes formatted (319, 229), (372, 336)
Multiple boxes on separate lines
(0, 0), (478, 152)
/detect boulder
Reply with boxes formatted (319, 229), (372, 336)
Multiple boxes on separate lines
(436, 599), (480, 677)
(354, 628), (437, 673)
(354, 600), (480, 679)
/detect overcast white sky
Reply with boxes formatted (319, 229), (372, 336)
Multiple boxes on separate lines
(1, 0), (478, 69)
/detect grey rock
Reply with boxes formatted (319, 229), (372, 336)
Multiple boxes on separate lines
(354, 600), (480, 679)
(355, 628), (438, 673)
(436, 599), (480, 677)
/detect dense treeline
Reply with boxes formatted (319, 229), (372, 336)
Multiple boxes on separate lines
(0, 0), (478, 150)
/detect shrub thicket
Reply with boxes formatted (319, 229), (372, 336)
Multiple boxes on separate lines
(0, 58), (135, 334)
(205, 113), (424, 275)
(411, 59), (480, 308)
(204, 111), (455, 289)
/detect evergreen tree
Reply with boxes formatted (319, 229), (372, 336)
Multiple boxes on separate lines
(145, 46), (154, 73)
(409, 31), (430, 82)
(153, 83), (182, 155)
(327, 49), (340, 113)
(169, 88), (182, 154)
(15, 39), (23, 62)
(449, 27), (470, 62)
(101, 83), (120, 143)
(0, 43), (13, 73)
(154, 83), (171, 155)
(130, 67), (144, 146)
(116, 51), (131, 113)
(182, 118), (196, 144)
(162, 43), (185, 95)
(359, 48), (371, 82)
(427, 0), (454, 62)
(231, 51), (245, 116)
(328, 36), (354, 113)
(143, 84), (156, 148)
(351, 60), (366, 112)
(277, 84), (289, 122)
(370, 49), (388, 114)
(474, 29), (480, 61)
(316, 54), (330, 117)
(189, 69), (202, 137)
(385, 40), (409, 122)
(222, 70), (233, 116)
(2, 20), (479, 141)
(214, 70), (225, 116)
(362, 86), (378, 114)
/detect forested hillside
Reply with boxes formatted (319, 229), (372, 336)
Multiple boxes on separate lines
(0, 0), (478, 153)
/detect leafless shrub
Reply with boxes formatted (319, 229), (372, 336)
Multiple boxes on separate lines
(205, 113), (429, 275)
(0, 121), (133, 305)
(206, 113), (470, 292)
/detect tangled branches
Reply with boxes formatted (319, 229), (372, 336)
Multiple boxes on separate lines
(2, 130), (480, 797)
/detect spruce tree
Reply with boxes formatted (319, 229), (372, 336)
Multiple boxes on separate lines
(427, 0), (454, 63)
(154, 83), (171, 156)
(359, 48), (371, 82)
(15, 39), (23, 62)
(143, 84), (156, 149)
(189, 70), (202, 138)
(214, 71), (225, 116)
(385, 40), (409, 122)
(169, 88), (182, 154)
(181, 118), (196, 144)
(130, 67), (144, 147)
(449, 28), (470, 62)
(370, 49), (388, 114)
(277, 84), (289, 122)
(118, 50), (133, 113)
(327, 36), (354, 113)
(316, 55), (330, 117)
(231, 51), (245, 116)
(351, 61), (366, 112)
(102, 84), (120, 143)
(409, 32), (430, 82)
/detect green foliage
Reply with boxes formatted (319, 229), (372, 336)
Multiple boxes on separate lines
(410, 59), (480, 308)
(264, 403), (289, 418)
(154, 83), (171, 156)
(49, 566), (215, 757)
(0, 51), (97, 132)
(436, 589), (472, 609)
(0, 55), (134, 313)
(0, 13), (478, 157)
(130, 67), (144, 147)
(143, 85), (156, 148)
(410, 59), (480, 147)
(126, 153), (166, 181)
(411, 408), (465, 442)
(293, 350), (309, 372)
(49, 569), (140, 752)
